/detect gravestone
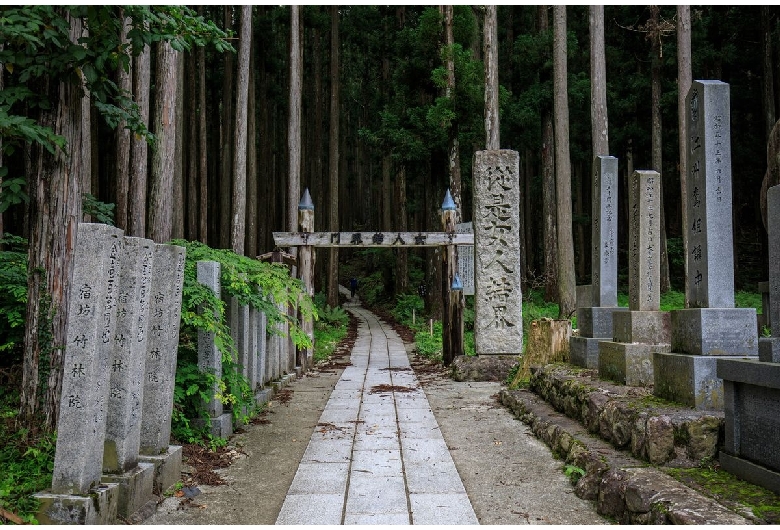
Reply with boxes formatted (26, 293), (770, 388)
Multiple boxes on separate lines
(138, 243), (186, 494)
(35, 223), (122, 524)
(570, 156), (626, 368)
(456, 222), (475, 296)
(101, 236), (156, 518)
(654, 80), (757, 410)
(195, 261), (233, 438)
(716, 182), (780, 494)
(599, 170), (671, 386)
(473, 150), (523, 355)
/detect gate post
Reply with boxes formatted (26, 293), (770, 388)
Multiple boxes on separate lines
(441, 189), (461, 365)
(298, 189), (315, 371)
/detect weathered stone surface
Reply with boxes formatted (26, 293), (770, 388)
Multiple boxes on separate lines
(759, 337), (780, 362)
(450, 355), (517, 382)
(591, 156), (619, 308)
(654, 352), (725, 410)
(576, 306), (627, 338)
(599, 341), (670, 387)
(684, 415), (721, 462)
(612, 310), (670, 345)
(473, 150), (522, 355)
(569, 336), (604, 369)
(670, 307), (758, 356)
(597, 470), (628, 520)
(576, 284), (592, 309)
(598, 400), (634, 448)
(628, 170), (662, 311)
(645, 415), (675, 465)
(35, 483), (119, 525)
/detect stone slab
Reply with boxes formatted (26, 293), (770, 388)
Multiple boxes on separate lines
(591, 156), (619, 307)
(570, 336), (606, 369)
(653, 352), (724, 410)
(720, 452), (780, 496)
(576, 284), (592, 309)
(409, 493), (479, 525)
(613, 310), (671, 345)
(577, 306), (628, 338)
(138, 445), (182, 495)
(759, 337), (780, 363)
(34, 483), (119, 525)
(599, 341), (671, 387)
(101, 462), (155, 518)
(193, 412), (233, 439)
(628, 170), (662, 311)
(670, 308), (758, 356)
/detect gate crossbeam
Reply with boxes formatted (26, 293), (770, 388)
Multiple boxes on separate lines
(273, 231), (474, 247)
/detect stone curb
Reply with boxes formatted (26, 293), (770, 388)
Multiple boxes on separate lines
(499, 388), (751, 524)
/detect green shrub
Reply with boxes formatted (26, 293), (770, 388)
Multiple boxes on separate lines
(0, 234), (28, 362)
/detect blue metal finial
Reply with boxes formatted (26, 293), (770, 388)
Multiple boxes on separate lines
(299, 188), (314, 211)
(441, 189), (456, 211)
(451, 274), (463, 291)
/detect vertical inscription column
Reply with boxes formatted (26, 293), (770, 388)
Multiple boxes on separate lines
(53, 223), (124, 494)
(592, 156), (619, 307)
(196, 261), (224, 420)
(104, 237), (154, 473)
(629, 171), (661, 311)
(686, 80), (735, 309)
(140, 244), (186, 454)
(474, 150), (522, 355)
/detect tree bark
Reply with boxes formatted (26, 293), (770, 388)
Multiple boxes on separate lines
(677, 6), (692, 303)
(172, 48), (185, 240)
(231, 5), (252, 255)
(21, 11), (84, 429)
(115, 15), (132, 231)
(553, 5), (576, 318)
(246, 38), (258, 258)
(147, 41), (178, 243)
(763, 6), (777, 142)
(219, 7), (235, 249)
(590, 5), (609, 157)
(289, 5), (302, 237)
(484, 5), (499, 150)
(128, 45), (150, 238)
(197, 11), (208, 244)
(327, 6), (341, 309)
(185, 50), (198, 241)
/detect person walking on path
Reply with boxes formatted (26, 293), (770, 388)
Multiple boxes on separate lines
(349, 277), (358, 299)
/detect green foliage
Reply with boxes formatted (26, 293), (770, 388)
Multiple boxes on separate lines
(170, 240), (316, 446)
(0, 234), (29, 360)
(312, 292), (349, 363)
(82, 193), (115, 226)
(563, 464), (585, 485)
(735, 291), (762, 313)
(0, 175), (29, 214)
(0, 388), (55, 524)
(415, 320), (443, 360)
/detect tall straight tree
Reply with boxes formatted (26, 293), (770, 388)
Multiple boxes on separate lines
(444, 5), (462, 218)
(289, 5), (302, 237)
(590, 5), (608, 157)
(677, 5), (692, 304)
(147, 41), (178, 243)
(484, 5), (499, 149)
(245, 40), (258, 258)
(539, 6), (559, 302)
(553, 5), (576, 318)
(21, 12), (84, 428)
(327, 6), (341, 309)
(231, 5), (252, 255)
(128, 45), (151, 238)
(197, 6), (209, 243)
(219, 7), (235, 249)
(172, 48), (185, 240)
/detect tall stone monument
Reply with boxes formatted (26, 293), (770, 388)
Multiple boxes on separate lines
(715, 183), (780, 494)
(473, 150), (523, 355)
(101, 236), (157, 518)
(654, 80), (757, 410)
(570, 155), (626, 368)
(35, 223), (123, 524)
(599, 170), (671, 386)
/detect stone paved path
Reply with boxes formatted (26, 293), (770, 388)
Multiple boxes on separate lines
(275, 305), (478, 525)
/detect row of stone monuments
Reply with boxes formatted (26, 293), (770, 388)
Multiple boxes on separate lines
(33, 224), (298, 524)
(570, 80), (780, 495)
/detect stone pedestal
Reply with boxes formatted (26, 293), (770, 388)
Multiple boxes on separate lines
(670, 308), (758, 356)
(138, 445), (182, 495)
(653, 353), (725, 409)
(599, 311), (671, 387)
(759, 337), (780, 363)
(101, 462), (156, 518)
(34, 483), (119, 525)
(718, 358), (780, 494)
(570, 307), (626, 369)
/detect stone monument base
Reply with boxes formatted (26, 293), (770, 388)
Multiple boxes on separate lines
(671, 308), (758, 355)
(759, 337), (780, 363)
(34, 483), (119, 525)
(613, 310), (671, 344)
(139, 445), (182, 495)
(193, 412), (233, 439)
(570, 336), (604, 369)
(653, 352), (730, 410)
(717, 357), (780, 494)
(576, 306), (628, 337)
(599, 341), (671, 387)
(101, 462), (155, 519)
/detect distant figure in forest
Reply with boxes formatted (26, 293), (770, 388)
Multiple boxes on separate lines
(350, 277), (358, 299)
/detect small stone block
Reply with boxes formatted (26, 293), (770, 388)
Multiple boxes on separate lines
(599, 341), (670, 387)
(717, 357), (780, 390)
(101, 462), (155, 518)
(255, 388), (272, 405)
(569, 336), (604, 369)
(576, 285), (592, 309)
(138, 445), (182, 495)
(671, 308), (758, 356)
(613, 310), (671, 345)
(577, 307), (628, 338)
(759, 337), (780, 363)
(34, 483), (119, 525)
(653, 352), (723, 410)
